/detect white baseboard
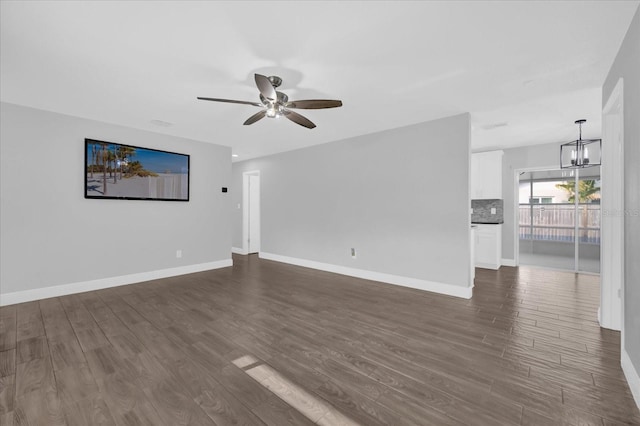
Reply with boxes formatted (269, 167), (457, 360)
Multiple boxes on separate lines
(501, 258), (516, 267)
(259, 252), (472, 299)
(232, 247), (247, 255)
(0, 259), (233, 306)
(622, 349), (640, 410)
(475, 262), (501, 270)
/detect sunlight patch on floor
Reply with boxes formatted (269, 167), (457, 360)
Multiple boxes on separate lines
(233, 356), (359, 426)
(231, 354), (260, 369)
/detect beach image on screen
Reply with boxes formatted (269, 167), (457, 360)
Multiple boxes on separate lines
(85, 140), (189, 201)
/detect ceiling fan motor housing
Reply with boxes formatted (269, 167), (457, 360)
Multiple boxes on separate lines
(267, 76), (282, 88)
(259, 92), (288, 106)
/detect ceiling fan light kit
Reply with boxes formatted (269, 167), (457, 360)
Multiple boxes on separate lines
(198, 73), (343, 129)
(560, 119), (601, 169)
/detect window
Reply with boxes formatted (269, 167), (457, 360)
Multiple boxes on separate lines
(518, 169), (601, 273)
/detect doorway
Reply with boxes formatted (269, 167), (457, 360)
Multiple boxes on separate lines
(518, 167), (601, 273)
(242, 170), (260, 254)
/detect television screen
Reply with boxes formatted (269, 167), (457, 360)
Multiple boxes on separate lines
(85, 139), (189, 201)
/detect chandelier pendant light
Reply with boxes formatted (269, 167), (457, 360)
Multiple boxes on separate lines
(560, 119), (601, 169)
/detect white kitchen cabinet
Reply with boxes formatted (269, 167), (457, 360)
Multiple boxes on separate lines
(471, 150), (503, 199)
(474, 224), (502, 270)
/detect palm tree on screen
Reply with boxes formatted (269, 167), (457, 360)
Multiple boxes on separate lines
(556, 179), (600, 242)
(117, 146), (136, 179)
(555, 179), (600, 203)
(101, 143), (108, 195)
(90, 143), (97, 178)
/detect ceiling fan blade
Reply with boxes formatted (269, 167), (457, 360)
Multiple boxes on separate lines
(284, 99), (343, 109)
(283, 110), (316, 129)
(197, 97), (262, 107)
(243, 110), (267, 125)
(254, 74), (277, 101)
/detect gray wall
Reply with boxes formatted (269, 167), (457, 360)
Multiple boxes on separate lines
(0, 102), (232, 295)
(603, 6), (640, 377)
(500, 142), (559, 261)
(232, 113), (471, 288)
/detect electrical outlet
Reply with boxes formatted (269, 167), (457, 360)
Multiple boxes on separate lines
(490, 207), (496, 215)
(176, 250), (182, 258)
(351, 248), (356, 258)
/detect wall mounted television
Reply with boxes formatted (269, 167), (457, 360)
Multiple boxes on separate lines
(85, 139), (190, 201)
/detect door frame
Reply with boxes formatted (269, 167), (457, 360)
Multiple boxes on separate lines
(242, 170), (260, 255)
(600, 78), (624, 332)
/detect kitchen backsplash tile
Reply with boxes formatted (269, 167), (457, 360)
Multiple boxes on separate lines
(471, 199), (504, 223)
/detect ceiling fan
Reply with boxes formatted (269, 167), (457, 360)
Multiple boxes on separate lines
(197, 74), (342, 129)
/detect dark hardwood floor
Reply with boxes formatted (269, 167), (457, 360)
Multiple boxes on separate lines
(1, 254), (639, 425)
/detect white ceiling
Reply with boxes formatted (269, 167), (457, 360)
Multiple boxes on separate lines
(1, 1), (638, 161)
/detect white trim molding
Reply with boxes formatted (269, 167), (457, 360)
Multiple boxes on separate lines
(0, 259), (233, 306)
(232, 247), (247, 255)
(622, 349), (640, 410)
(242, 170), (260, 255)
(259, 252), (473, 299)
(600, 77), (624, 332)
(475, 262), (501, 270)
(501, 258), (516, 267)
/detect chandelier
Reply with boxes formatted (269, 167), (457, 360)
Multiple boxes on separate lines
(560, 119), (601, 169)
